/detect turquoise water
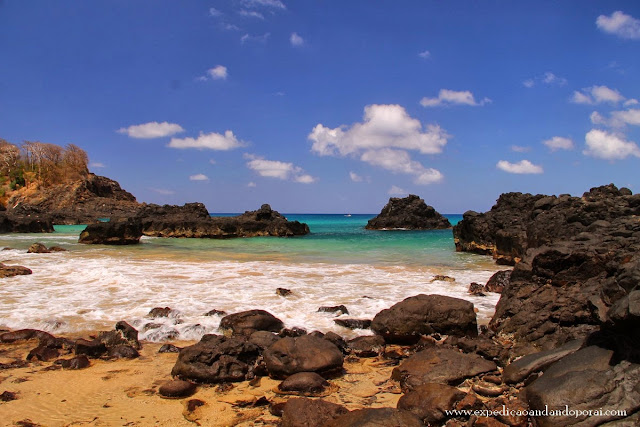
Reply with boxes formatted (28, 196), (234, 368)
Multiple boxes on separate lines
(51, 213), (471, 267)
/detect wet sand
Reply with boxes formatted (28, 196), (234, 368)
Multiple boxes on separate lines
(1, 338), (403, 426)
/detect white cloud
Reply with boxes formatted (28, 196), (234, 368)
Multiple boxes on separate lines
(209, 7), (222, 17)
(584, 129), (640, 160)
(420, 89), (491, 107)
(245, 155), (316, 184)
(596, 11), (640, 40)
(388, 185), (406, 195)
(220, 23), (241, 31)
(523, 79), (535, 88)
(209, 159), (216, 165)
(309, 104), (447, 185)
(624, 99), (639, 106)
(239, 9), (264, 19)
(590, 109), (640, 128)
(511, 145), (531, 153)
(572, 85), (625, 105)
(248, 182), (257, 188)
(496, 160), (544, 174)
(189, 174), (209, 181)
(208, 65), (228, 80)
(543, 136), (574, 152)
(418, 50), (431, 59)
(349, 171), (363, 182)
(150, 188), (175, 195)
(90, 162), (106, 168)
(290, 32), (304, 46)
(118, 121), (185, 139)
(169, 131), (245, 151)
(241, 0), (286, 9)
(241, 33), (270, 44)
(542, 72), (567, 86)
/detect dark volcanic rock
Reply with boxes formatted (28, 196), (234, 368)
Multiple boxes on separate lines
(158, 380), (197, 399)
(0, 263), (32, 278)
(248, 331), (280, 350)
(78, 218), (143, 245)
(334, 318), (371, 330)
(137, 203), (310, 238)
(392, 347), (498, 390)
(468, 282), (485, 296)
(56, 355), (90, 370)
(371, 294), (478, 344)
(396, 383), (466, 425)
(366, 195), (451, 230)
(279, 372), (329, 394)
(74, 339), (108, 358)
(525, 346), (640, 427)
(171, 334), (260, 383)
(318, 305), (349, 316)
(27, 243), (50, 253)
(107, 345), (140, 359)
(484, 270), (511, 293)
(27, 345), (60, 362)
(502, 338), (584, 384)
(158, 344), (181, 353)
(219, 310), (284, 336)
(281, 398), (348, 427)
(276, 287), (292, 297)
(325, 408), (423, 427)
(0, 211), (53, 233)
(148, 307), (175, 318)
(347, 335), (385, 358)
(263, 335), (344, 379)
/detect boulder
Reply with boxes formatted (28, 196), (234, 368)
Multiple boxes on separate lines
(249, 331), (280, 350)
(263, 335), (344, 379)
(74, 339), (108, 358)
(371, 294), (478, 344)
(107, 345), (139, 359)
(219, 310), (284, 336)
(468, 282), (485, 296)
(56, 355), (90, 370)
(334, 318), (371, 330)
(392, 347), (498, 390)
(280, 398), (348, 427)
(484, 270), (511, 293)
(0, 263), (32, 278)
(525, 346), (640, 427)
(147, 307), (175, 318)
(318, 305), (349, 316)
(78, 218), (142, 245)
(27, 243), (50, 253)
(276, 287), (293, 297)
(171, 334), (260, 383)
(325, 408), (423, 427)
(396, 383), (466, 425)
(0, 211), (54, 233)
(347, 335), (385, 358)
(278, 372), (329, 394)
(366, 195), (451, 230)
(158, 380), (197, 399)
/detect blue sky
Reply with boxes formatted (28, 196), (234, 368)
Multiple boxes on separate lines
(1, 1), (639, 213)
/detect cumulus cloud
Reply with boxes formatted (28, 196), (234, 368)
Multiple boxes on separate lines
(308, 104), (447, 185)
(290, 32), (304, 46)
(241, 32), (270, 44)
(590, 109), (640, 128)
(349, 171), (363, 182)
(388, 185), (406, 195)
(418, 50), (431, 59)
(543, 136), (574, 152)
(245, 154), (316, 183)
(169, 131), (245, 150)
(208, 65), (228, 80)
(118, 121), (185, 139)
(241, 0), (286, 9)
(571, 85), (625, 105)
(420, 89), (491, 107)
(239, 9), (264, 19)
(496, 160), (543, 174)
(511, 145), (531, 153)
(189, 174), (209, 181)
(523, 72), (567, 88)
(596, 11), (640, 40)
(523, 79), (535, 88)
(209, 7), (222, 17)
(584, 129), (640, 160)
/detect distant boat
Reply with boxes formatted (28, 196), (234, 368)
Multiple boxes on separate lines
(344, 214), (352, 217)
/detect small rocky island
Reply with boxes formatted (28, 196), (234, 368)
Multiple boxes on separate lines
(365, 194), (451, 230)
(79, 203), (309, 244)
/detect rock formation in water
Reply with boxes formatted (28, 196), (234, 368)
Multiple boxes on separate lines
(365, 194), (451, 230)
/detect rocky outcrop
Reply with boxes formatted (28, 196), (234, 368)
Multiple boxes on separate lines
(78, 218), (143, 245)
(0, 211), (53, 233)
(136, 203), (309, 238)
(7, 173), (139, 225)
(366, 194), (451, 230)
(219, 310), (284, 336)
(453, 184), (639, 265)
(263, 335), (344, 379)
(0, 263), (32, 278)
(371, 294), (478, 343)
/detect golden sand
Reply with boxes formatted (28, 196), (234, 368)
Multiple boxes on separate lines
(0, 339), (402, 426)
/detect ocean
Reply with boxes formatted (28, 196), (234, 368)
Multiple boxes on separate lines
(0, 214), (504, 341)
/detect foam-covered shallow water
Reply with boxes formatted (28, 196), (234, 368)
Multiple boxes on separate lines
(0, 214), (505, 341)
